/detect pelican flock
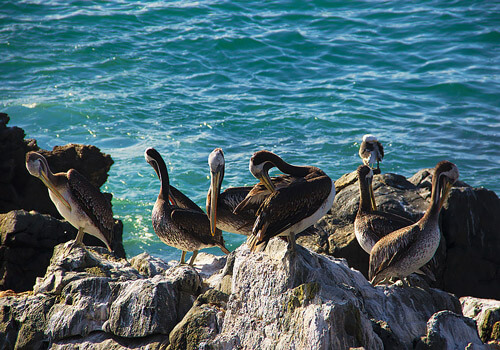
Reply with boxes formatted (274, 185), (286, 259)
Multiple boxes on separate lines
(26, 134), (458, 289)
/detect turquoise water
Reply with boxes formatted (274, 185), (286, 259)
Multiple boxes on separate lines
(2, 0), (499, 261)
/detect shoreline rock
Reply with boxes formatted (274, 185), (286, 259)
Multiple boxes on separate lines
(1, 239), (494, 349)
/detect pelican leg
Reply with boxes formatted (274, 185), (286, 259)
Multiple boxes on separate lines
(65, 228), (86, 255)
(180, 251), (187, 265)
(188, 250), (199, 266)
(75, 228), (85, 245)
(287, 231), (296, 254)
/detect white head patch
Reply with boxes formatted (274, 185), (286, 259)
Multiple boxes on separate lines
(363, 134), (378, 142)
(209, 148), (225, 171)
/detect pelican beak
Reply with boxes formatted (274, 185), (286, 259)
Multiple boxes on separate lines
(439, 180), (453, 210)
(40, 172), (71, 211)
(259, 172), (276, 194)
(209, 169), (221, 236)
(368, 177), (377, 211)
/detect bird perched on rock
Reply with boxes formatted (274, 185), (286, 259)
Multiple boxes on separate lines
(354, 165), (435, 281)
(234, 150), (335, 253)
(25, 151), (114, 252)
(359, 134), (384, 173)
(145, 147), (229, 265)
(369, 160), (459, 285)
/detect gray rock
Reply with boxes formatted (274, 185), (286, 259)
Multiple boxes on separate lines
(0, 242), (203, 348)
(168, 289), (229, 350)
(461, 297), (500, 345)
(205, 239), (461, 350)
(50, 332), (169, 350)
(415, 310), (487, 350)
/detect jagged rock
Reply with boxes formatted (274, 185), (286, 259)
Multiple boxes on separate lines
(415, 310), (487, 350)
(0, 242), (204, 348)
(440, 187), (500, 299)
(0, 114), (113, 218)
(0, 210), (125, 293)
(461, 297), (500, 345)
(168, 289), (229, 350)
(50, 332), (169, 350)
(202, 239), (462, 350)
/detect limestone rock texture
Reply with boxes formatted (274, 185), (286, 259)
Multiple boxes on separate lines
(0, 237), (495, 350)
(0, 242), (202, 349)
(461, 297), (500, 346)
(0, 114), (125, 292)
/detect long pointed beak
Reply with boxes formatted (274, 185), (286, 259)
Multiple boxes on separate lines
(259, 172), (276, 194)
(209, 170), (221, 236)
(368, 178), (377, 211)
(40, 173), (71, 211)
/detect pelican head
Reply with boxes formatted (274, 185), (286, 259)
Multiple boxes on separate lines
(357, 165), (377, 211)
(208, 148), (225, 236)
(434, 160), (459, 210)
(362, 134), (378, 143)
(249, 150), (277, 194)
(25, 151), (71, 210)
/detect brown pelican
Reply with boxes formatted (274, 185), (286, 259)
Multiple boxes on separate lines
(145, 147), (229, 265)
(354, 165), (435, 281)
(369, 160), (459, 285)
(234, 150), (335, 252)
(359, 134), (384, 172)
(206, 148), (254, 236)
(25, 151), (114, 252)
(354, 165), (413, 253)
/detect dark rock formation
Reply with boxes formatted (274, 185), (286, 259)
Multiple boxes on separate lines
(0, 210), (125, 293)
(0, 114), (125, 292)
(301, 167), (500, 299)
(0, 113), (113, 218)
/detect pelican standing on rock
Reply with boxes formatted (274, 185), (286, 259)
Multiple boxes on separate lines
(207, 148), (296, 237)
(145, 147), (229, 265)
(25, 151), (114, 252)
(369, 160), (459, 285)
(206, 148), (255, 236)
(354, 165), (414, 254)
(234, 150), (335, 252)
(359, 134), (384, 172)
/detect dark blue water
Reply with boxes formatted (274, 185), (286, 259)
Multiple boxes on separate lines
(2, 0), (499, 260)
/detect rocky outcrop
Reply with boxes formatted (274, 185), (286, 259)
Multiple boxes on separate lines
(0, 236), (493, 349)
(0, 242), (202, 349)
(0, 114), (125, 292)
(461, 297), (500, 346)
(415, 310), (487, 350)
(0, 210), (125, 293)
(0, 113), (113, 218)
(303, 168), (500, 299)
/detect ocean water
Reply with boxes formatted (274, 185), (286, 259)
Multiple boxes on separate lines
(2, 0), (499, 261)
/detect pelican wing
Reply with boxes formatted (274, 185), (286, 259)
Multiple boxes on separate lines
(169, 185), (204, 213)
(67, 169), (114, 241)
(366, 211), (414, 239)
(368, 224), (420, 280)
(252, 174), (332, 244)
(376, 141), (384, 161)
(233, 175), (295, 214)
(170, 208), (224, 246)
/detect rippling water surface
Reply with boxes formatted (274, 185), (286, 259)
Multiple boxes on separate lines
(2, 0), (499, 260)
